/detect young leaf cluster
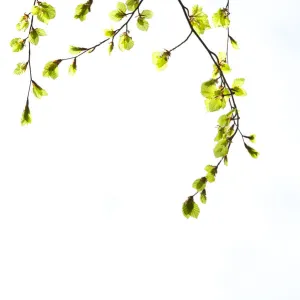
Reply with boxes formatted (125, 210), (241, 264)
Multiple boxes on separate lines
(152, 51), (171, 71)
(74, 0), (93, 21)
(107, 1), (154, 54)
(212, 8), (230, 28)
(41, 0), (153, 78)
(43, 60), (61, 79)
(10, 1), (56, 125)
(32, 2), (56, 24)
(189, 5), (211, 35)
(11, 0), (258, 219)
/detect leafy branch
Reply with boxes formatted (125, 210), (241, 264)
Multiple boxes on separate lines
(10, 0), (258, 219)
(10, 0), (56, 125)
(175, 0), (258, 218)
(42, 0), (152, 78)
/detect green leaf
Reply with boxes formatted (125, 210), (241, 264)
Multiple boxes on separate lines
(201, 79), (217, 99)
(69, 45), (88, 55)
(212, 52), (231, 78)
(206, 173), (215, 183)
(192, 177), (207, 192)
(214, 127), (225, 141)
(21, 104), (32, 126)
(244, 134), (256, 143)
(232, 78), (245, 87)
(224, 155), (228, 166)
(16, 14), (29, 31)
(205, 165), (217, 183)
(69, 58), (77, 76)
(218, 114), (231, 127)
(182, 196), (200, 219)
(14, 62), (28, 75)
(32, 2), (56, 24)
(32, 80), (48, 99)
(232, 78), (247, 96)
(232, 87), (247, 96)
(152, 51), (170, 71)
(200, 189), (207, 204)
(229, 36), (239, 49)
(109, 2), (127, 21)
(87, 47), (95, 53)
(204, 165), (217, 175)
(35, 28), (47, 36)
(108, 42), (114, 55)
(213, 139), (229, 158)
(137, 17), (149, 31)
(190, 5), (211, 35)
(117, 2), (127, 11)
(118, 33), (134, 51)
(140, 10), (153, 19)
(126, 0), (139, 11)
(42, 60), (61, 79)
(74, 0), (93, 21)
(29, 29), (39, 45)
(104, 28), (115, 37)
(205, 97), (224, 112)
(244, 143), (259, 159)
(221, 63), (231, 73)
(212, 8), (230, 28)
(10, 38), (25, 52)
(226, 125), (235, 138)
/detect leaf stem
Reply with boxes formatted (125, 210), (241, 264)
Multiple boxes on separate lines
(170, 31), (193, 52)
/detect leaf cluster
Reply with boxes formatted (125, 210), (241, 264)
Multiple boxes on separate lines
(32, 2), (56, 24)
(74, 0), (93, 21)
(189, 5), (211, 35)
(10, 1), (259, 219)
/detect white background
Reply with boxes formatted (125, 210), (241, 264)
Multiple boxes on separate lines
(1, 0), (300, 299)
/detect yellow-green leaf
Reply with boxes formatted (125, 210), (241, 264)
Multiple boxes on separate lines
(118, 33), (134, 51)
(200, 189), (207, 204)
(214, 139), (229, 158)
(189, 5), (211, 35)
(21, 104), (32, 126)
(229, 36), (239, 49)
(192, 177), (207, 192)
(10, 38), (25, 52)
(109, 2), (127, 21)
(32, 2), (56, 24)
(29, 29), (39, 45)
(14, 62), (28, 75)
(108, 42), (114, 55)
(69, 45), (87, 55)
(244, 143), (259, 158)
(245, 134), (256, 143)
(126, 0), (139, 11)
(212, 8), (230, 28)
(140, 10), (153, 19)
(232, 78), (247, 96)
(152, 51), (170, 71)
(16, 14), (29, 31)
(137, 17), (149, 31)
(104, 28), (115, 37)
(182, 196), (200, 219)
(68, 58), (77, 76)
(201, 79), (217, 99)
(32, 80), (48, 99)
(43, 60), (61, 79)
(74, 0), (93, 21)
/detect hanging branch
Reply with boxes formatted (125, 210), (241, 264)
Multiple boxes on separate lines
(10, 0), (258, 219)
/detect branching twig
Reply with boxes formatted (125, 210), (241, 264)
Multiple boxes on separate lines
(60, 0), (145, 63)
(176, 0), (246, 199)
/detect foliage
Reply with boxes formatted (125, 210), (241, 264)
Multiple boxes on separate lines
(10, 0), (258, 219)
